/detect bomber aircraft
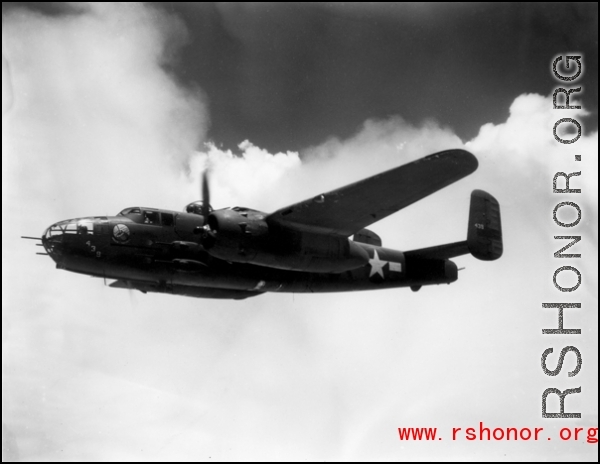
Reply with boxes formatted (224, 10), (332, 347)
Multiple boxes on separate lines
(24, 149), (502, 300)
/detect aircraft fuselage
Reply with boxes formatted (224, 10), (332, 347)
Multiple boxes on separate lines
(41, 208), (457, 300)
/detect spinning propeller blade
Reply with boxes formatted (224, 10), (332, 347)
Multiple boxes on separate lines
(201, 170), (211, 219)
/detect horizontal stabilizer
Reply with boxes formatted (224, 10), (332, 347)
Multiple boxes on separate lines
(353, 228), (382, 247)
(404, 241), (469, 260)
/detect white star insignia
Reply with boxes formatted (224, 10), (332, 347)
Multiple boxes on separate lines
(368, 250), (387, 278)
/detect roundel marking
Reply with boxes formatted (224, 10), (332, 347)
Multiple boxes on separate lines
(113, 224), (131, 242)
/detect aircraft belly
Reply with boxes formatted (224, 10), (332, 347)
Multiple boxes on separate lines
(111, 281), (263, 300)
(276, 250), (458, 293)
(58, 237), (458, 296)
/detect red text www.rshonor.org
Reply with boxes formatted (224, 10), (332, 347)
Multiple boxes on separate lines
(397, 423), (598, 443)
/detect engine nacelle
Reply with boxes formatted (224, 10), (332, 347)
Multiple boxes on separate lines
(207, 207), (269, 255)
(184, 200), (213, 215)
(205, 207), (368, 273)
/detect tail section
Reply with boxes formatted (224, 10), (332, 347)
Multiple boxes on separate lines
(467, 189), (503, 260)
(404, 189), (503, 261)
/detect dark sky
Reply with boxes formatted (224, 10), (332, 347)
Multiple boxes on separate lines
(159, 2), (599, 151)
(3, 2), (598, 152)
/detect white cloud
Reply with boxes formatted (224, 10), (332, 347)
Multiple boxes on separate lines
(186, 141), (301, 212)
(2, 3), (207, 219)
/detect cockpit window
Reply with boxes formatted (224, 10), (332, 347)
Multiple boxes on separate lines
(143, 210), (159, 225)
(76, 219), (95, 235)
(118, 207), (142, 216)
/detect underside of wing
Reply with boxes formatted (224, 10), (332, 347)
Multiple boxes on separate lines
(267, 149), (478, 236)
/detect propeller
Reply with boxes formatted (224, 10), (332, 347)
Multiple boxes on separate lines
(192, 168), (216, 247)
(201, 169), (211, 220)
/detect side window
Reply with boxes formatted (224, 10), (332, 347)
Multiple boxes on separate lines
(161, 212), (174, 226)
(143, 210), (159, 225)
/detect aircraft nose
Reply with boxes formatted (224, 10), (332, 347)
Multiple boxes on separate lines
(42, 222), (65, 262)
(41, 217), (100, 265)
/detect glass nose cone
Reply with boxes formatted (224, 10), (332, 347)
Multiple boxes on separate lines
(42, 217), (97, 261)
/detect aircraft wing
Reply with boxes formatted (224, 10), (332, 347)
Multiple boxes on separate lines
(266, 149), (478, 236)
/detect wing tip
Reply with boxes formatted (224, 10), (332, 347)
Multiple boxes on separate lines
(424, 148), (478, 173)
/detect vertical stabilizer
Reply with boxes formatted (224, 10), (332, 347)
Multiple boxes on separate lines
(467, 189), (503, 261)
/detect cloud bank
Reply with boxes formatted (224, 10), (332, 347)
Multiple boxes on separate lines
(2, 2), (207, 219)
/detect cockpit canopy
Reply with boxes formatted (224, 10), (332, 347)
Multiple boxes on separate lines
(117, 207), (174, 226)
(45, 217), (101, 238)
(184, 200), (213, 215)
(118, 207), (142, 216)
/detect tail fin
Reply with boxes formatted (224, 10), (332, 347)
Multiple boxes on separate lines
(467, 190), (503, 260)
(404, 189), (503, 261)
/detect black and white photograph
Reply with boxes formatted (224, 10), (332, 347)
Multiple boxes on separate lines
(2, 2), (598, 461)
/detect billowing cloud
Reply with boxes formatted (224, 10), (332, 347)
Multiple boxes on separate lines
(188, 117), (463, 214)
(467, 93), (597, 277)
(2, 2), (207, 220)
(186, 141), (301, 212)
